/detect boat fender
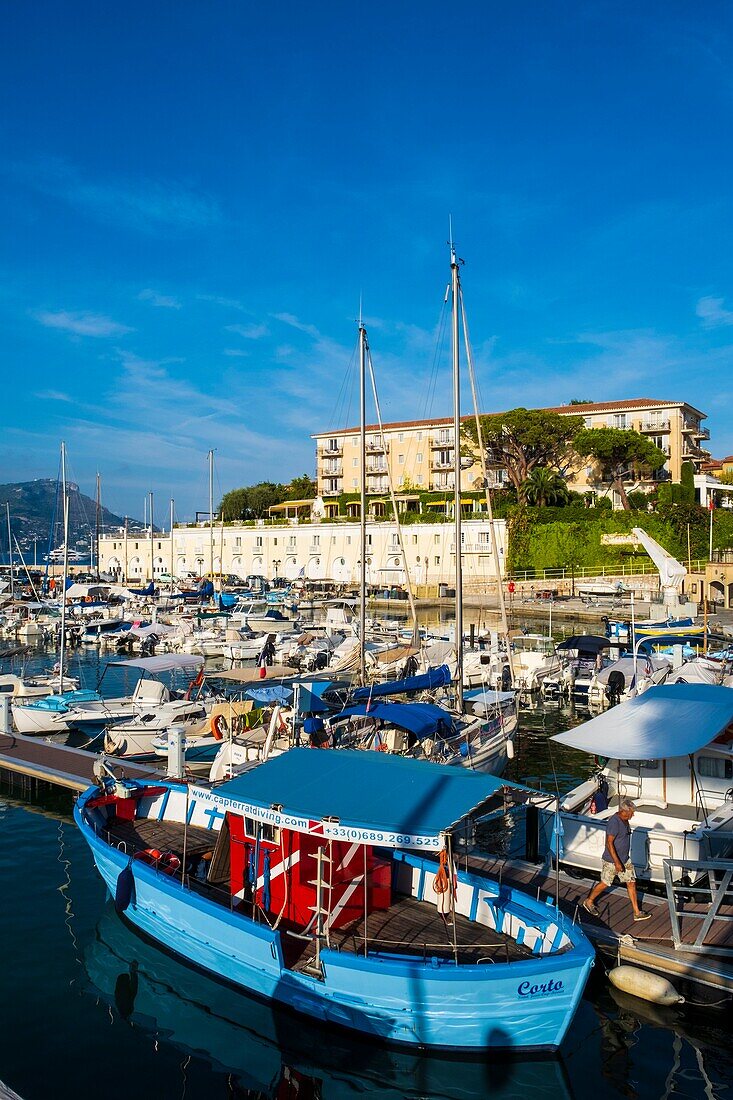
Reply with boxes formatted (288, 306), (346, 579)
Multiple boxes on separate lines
(114, 864), (136, 914)
(506, 738), (515, 760)
(608, 965), (684, 1006)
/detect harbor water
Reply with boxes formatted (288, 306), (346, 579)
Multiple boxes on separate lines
(0, 645), (732, 1099)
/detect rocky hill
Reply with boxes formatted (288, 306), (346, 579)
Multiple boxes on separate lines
(0, 479), (148, 557)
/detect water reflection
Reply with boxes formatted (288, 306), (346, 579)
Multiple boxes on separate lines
(83, 903), (572, 1100)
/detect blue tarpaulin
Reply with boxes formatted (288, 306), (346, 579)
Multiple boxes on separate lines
(333, 701), (455, 739)
(350, 665), (452, 702)
(217, 748), (522, 847)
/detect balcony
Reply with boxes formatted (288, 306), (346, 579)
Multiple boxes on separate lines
(641, 419), (671, 432)
(319, 444), (343, 456)
(366, 465), (387, 475)
(320, 463), (343, 476)
(431, 437), (454, 450)
(681, 422), (705, 435)
(431, 458), (455, 470)
(322, 489), (340, 497)
(365, 441), (389, 454)
(695, 427), (711, 441)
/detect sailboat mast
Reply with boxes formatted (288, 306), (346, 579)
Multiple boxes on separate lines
(6, 503), (14, 600)
(170, 498), (175, 582)
(95, 473), (101, 579)
(208, 449), (214, 583)
(451, 243), (464, 709)
(149, 491), (154, 585)
(123, 516), (128, 583)
(359, 318), (367, 686)
(59, 489), (69, 686)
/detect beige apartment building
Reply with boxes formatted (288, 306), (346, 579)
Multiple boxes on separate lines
(313, 398), (710, 509)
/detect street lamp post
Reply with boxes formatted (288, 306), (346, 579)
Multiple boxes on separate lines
(273, 559), (281, 585)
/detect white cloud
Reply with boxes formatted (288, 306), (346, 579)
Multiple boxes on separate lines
(35, 389), (73, 402)
(225, 322), (269, 339)
(138, 288), (182, 309)
(196, 294), (245, 310)
(696, 295), (733, 328)
(34, 310), (133, 337)
(272, 312), (321, 339)
(10, 157), (223, 234)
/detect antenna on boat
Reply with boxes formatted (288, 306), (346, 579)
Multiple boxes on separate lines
(450, 233), (464, 711)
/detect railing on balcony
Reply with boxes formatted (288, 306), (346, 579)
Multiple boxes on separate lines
(365, 441), (389, 453)
(431, 459), (454, 470)
(695, 427), (711, 441)
(319, 444), (343, 456)
(681, 421), (702, 434)
(641, 419), (671, 432)
(322, 489), (340, 497)
(710, 549), (733, 564)
(431, 437), (454, 449)
(320, 464), (343, 475)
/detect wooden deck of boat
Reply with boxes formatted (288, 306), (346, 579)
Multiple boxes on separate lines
(103, 815), (216, 859)
(283, 893), (535, 974)
(461, 851), (733, 994)
(0, 730), (159, 792)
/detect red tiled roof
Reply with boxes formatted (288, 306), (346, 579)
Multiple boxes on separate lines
(313, 398), (705, 438)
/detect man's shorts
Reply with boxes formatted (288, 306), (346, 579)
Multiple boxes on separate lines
(601, 859), (636, 886)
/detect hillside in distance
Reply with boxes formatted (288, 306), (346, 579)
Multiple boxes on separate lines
(0, 478), (148, 555)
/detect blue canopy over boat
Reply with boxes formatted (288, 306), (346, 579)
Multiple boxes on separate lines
(553, 683), (733, 759)
(350, 664), (452, 702)
(332, 701), (455, 739)
(214, 747), (522, 848)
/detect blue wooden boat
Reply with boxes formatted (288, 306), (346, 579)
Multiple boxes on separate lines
(74, 750), (594, 1052)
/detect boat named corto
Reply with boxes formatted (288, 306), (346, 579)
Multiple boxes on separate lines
(75, 750), (593, 1052)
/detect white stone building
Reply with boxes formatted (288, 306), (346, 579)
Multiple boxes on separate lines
(98, 517), (507, 591)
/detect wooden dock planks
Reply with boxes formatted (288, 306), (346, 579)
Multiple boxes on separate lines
(0, 731), (160, 792)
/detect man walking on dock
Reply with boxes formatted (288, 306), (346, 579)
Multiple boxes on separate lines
(582, 799), (651, 921)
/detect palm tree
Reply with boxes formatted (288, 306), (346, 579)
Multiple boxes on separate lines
(523, 468), (570, 508)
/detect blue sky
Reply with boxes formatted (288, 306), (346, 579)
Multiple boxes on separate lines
(1, 1), (732, 520)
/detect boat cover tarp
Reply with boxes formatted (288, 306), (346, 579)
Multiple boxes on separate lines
(350, 665), (452, 702)
(215, 747), (524, 847)
(595, 655), (669, 685)
(463, 688), (516, 705)
(110, 654), (204, 673)
(556, 635), (611, 654)
(553, 683), (733, 759)
(333, 701), (456, 739)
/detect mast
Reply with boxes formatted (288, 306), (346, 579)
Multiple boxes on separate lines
(123, 516), (128, 583)
(6, 504), (13, 601)
(208, 449), (215, 584)
(94, 472), (101, 579)
(170, 498), (175, 584)
(359, 314), (367, 686)
(451, 240), (464, 710)
(59, 489), (69, 687)
(149, 491), (154, 584)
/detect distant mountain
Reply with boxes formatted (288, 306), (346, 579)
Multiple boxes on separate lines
(0, 479), (149, 556)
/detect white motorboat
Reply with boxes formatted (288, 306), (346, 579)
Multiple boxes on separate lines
(545, 683), (733, 885)
(509, 633), (563, 692)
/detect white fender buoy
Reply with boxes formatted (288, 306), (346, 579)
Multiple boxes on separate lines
(506, 737), (515, 760)
(608, 965), (684, 1006)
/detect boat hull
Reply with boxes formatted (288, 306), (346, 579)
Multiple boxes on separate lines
(76, 803), (592, 1052)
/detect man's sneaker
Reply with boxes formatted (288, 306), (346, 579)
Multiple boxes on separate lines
(582, 899), (600, 917)
(633, 910), (652, 921)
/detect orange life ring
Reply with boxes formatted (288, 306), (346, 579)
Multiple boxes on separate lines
(211, 713), (227, 740)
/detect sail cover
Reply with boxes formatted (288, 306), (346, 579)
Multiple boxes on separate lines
(350, 665), (452, 702)
(553, 683), (733, 759)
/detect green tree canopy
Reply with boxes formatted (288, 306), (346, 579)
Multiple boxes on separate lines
(462, 408), (584, 503)
(284, 474), (317, 500)
(219, 474), (316, 520)
(574, 428), (666, 510)
(523, 467), (571, 507)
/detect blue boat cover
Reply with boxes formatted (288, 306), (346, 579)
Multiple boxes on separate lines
(333, 701), (455, 739)
(553, 683), (733, 759)
(350, 665), (452, 702)
(215, 747), (520, 848)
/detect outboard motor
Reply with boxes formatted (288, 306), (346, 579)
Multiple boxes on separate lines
(500, 664), (512, 692)
(606, 669), (625, 706)
(312, 650), (328, 671)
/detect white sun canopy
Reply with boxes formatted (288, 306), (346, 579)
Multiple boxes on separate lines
(553, 683), (733, 760)
(110, 654), (204, 674)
